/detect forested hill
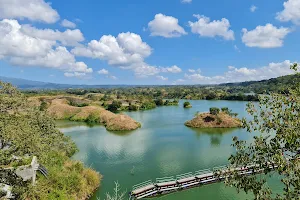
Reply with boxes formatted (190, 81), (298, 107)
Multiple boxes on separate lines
(219, 73), (300, 93)
(0, 73), (299, 92)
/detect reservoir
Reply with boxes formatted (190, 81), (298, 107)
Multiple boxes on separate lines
(58, 100), (283, 200)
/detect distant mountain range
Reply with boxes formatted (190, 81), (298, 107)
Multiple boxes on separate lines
(0, 76), (132, 89)
(0, 74), (299, 90)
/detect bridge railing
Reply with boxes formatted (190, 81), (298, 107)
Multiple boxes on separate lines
(132, 180), (153, 191)
(176, 172), (193, 180)
(194, 169), (212, 177)
(156, 176), (175, 183)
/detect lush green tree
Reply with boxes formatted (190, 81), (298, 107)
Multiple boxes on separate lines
(164, 100), (170, 106)
(128, 104), (138, 111)
(206, 92), (217, 100)
(183, 101), (191, 108)
(108, 100), (122, 112)
(154, 99), (164, 106)
(209, 107), (220, 115)
(225, 64), (300, 199)
(221, 107), (229, 113)
(39, 101), (48, 111)
(0, 82), (100, 199)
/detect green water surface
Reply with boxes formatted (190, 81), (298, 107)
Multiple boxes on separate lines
(57, 100), (283, 200)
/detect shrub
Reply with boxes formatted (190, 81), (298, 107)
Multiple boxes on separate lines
(0, 190), (6, 198)
(164, 100), (170, 106)
(154, 99), (164, 106)
(204, 116), (215, 122)
(67, 97), (89, 107)
(108, 100), (122, 112)
(183, 101), (191, 108)
(128, 104), (138, 111)
(40, 101), (48, 111)
(216, 116), (223, 124)
(140, 101), (156, 110)
(86, 113), (100, 123)
(209, 107), (220, 115)
(221, 107), (229, 114)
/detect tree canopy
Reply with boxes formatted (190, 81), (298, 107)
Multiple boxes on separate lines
(226, 64), (300, 199)
(0, 82), (100, 199)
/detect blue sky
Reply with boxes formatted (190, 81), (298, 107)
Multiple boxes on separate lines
(0, 0), (299, 85)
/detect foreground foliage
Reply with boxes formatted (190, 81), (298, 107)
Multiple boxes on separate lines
(0, 82), (100, 199)
(227, 64), (300, 199)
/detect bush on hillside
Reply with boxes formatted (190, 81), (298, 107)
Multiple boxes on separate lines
(209, 107), (220, 115)
(183, 101), (192, 108)
(0, 82), (100, 199)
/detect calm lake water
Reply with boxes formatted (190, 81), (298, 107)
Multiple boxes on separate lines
(57, 100), (283, 200)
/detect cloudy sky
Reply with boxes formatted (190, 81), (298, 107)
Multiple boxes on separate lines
(0, 0), (299, 85)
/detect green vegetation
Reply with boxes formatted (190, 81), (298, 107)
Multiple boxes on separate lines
(163, 99), (179, 106)
(0, 82), (101, 199)
(67, 97), (89, 107)
(20, 74), (300, 120)
(22, 74), (300, 108)
(39, 101), (48, 111)
(30, 96), (141, 131)
(209, 107), (220, 115)
(183, 101), (192, 108)
(185, 108), (241, 128)
(225, 64), (300, 199)
(139, 101), (156, 110)
(221, 73), (300, 94)
(99, 182), (126, 200)
(107, 100), (122, 112)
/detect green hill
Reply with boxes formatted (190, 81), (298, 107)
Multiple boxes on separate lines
(220, 73), (300, 94)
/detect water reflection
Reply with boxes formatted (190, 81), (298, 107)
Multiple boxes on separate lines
(188, 127), (239, 145)
(59, 100), (275, 200)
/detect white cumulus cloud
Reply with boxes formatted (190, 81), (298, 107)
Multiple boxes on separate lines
(108, 75), (117, 80)
(156, 75), (168, 81)
(183, 60), (297, 84)
(181, 0), (192, 3)
(72, 32), (179, 77)
(98, 69), (109, 75)
(0, 0), (59, 23)
(276, 0), (300, 25)
(0, 19), (54, 58)
(64, 72), (88, 78)
(21, 24), (84, 46)
(133, 64), (160, 77)
(10, 46), (92, 73)
(72, 32), (151, 66)
(160, 65), (182, 73)
(242, 24), (291, 48)
(188, 68), (201, 73)
(148, 13), (187, 38)
(189, 14), (235, 40)
(250, 5), (257, 12)
(61, 19), (76, 28)
(0, 19), (91, 77)
(172, 79), (185, 85)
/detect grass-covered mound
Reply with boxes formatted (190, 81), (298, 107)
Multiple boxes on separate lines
(185, 107), (241, 128)
(0, 82), (101, 199)
(45, 98), (141, 131)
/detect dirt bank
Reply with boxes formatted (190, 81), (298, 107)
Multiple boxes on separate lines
(185, 112), (241, 128)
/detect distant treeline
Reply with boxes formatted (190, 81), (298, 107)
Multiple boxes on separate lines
(22, 73), (300, 102)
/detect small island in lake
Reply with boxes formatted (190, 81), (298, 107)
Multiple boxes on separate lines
(185, 107), (242, 128)
(30, 96), (141, 131)
(183, 101), (192, 108)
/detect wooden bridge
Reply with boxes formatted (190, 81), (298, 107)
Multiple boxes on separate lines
(129, 164), (277, 199)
